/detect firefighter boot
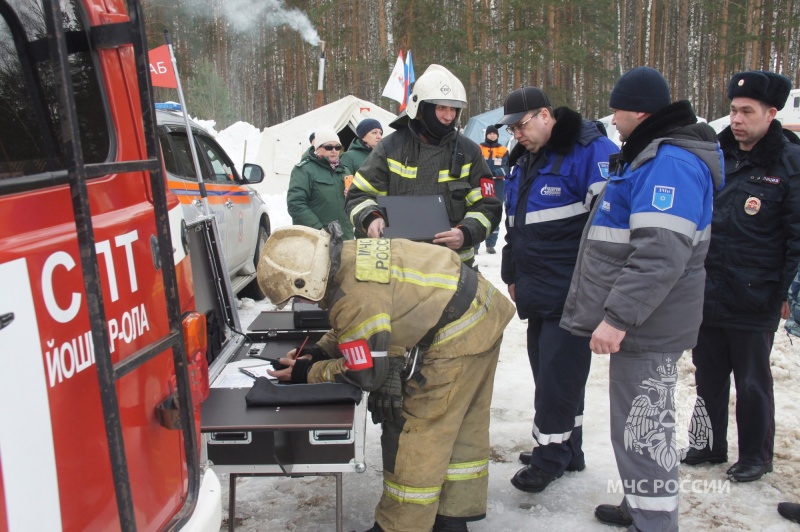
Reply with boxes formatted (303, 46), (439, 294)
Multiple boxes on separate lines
(432, 515), (469, 532)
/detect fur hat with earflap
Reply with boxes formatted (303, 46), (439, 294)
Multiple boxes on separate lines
(728, 71), (792, 110)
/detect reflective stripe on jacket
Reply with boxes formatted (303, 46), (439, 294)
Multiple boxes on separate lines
(345, 120), (502, 259)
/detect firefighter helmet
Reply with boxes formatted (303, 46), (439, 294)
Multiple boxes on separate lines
(257, 225), (331, 305)
(406, 64), (467, 121)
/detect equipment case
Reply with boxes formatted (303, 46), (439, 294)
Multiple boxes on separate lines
(246, 310), (328, 341)
(202, 306), (365, 532)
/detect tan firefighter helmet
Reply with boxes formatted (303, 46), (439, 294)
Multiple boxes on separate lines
(257, 225), (331, 305)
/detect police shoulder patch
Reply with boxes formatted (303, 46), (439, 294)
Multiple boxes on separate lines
(355, 238), (392, 283)
(652, 186), (675, 211)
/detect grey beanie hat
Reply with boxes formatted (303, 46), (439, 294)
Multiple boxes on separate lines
(609, 66), (671, 113)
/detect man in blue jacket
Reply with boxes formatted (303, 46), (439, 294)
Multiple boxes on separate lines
(495, 86), (618, 494)
(560, 67), (723, 531)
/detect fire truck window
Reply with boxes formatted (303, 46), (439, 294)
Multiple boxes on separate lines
(197, 136), (236, 183)
(0, 0), (110, 179)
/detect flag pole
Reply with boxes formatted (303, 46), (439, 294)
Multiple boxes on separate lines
(164, 29), (211, 217)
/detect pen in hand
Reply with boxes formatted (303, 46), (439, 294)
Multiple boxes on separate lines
(295, 335), (311, 360)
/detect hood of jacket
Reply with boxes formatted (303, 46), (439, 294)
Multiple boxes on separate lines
(620, 100), (723, 189)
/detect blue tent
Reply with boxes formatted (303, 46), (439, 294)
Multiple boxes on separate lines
(463, 107), (511, 147)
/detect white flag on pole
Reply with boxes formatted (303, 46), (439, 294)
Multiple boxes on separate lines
(382, 50), (405, 104)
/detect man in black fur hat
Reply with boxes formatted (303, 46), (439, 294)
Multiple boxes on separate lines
(683, 71), (800, 484)
(495, 87), (618, 494)
(560, 66), (723, 531)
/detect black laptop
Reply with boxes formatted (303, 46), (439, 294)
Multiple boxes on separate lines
(376, 195), (451, 242)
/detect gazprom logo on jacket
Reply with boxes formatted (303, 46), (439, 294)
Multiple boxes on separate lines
(652, 186), (675, 211)
(540, 185), (562, 197)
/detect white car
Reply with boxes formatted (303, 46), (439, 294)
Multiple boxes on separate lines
(156, 107), (270, 299)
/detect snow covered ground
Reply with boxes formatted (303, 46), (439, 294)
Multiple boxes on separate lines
(211, 125), (800, 531)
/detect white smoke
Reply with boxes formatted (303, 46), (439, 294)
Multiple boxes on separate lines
(183, 0), (320, 46)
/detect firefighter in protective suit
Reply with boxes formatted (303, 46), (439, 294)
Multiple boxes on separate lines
(346, 65), (500, 268)
(258, 223), (515, 532)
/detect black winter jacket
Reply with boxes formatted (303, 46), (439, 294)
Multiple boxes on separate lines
(702, 121), (800, 331)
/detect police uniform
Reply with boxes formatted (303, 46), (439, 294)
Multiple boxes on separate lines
(692, 118), (800, 470)
(303, 239), (515, 532)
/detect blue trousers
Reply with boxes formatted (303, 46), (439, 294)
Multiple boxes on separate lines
(526, 318), (591, 475)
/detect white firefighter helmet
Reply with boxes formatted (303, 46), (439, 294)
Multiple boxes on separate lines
(257, 225), (331, 305)
(406, 64), (467, 121)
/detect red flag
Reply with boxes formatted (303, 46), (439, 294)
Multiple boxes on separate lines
(148, 45), (177, 89)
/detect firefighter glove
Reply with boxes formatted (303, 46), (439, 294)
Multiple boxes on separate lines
(290, 358), (313, 384)
(368, 357), (405, 424)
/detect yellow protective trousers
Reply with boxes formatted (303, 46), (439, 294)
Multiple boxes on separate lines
(374, 337), (502, 532)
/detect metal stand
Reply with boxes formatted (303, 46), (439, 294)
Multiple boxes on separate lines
(227, 472), (343, 532)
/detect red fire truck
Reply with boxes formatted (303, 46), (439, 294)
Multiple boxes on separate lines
(0, 0), (221, 529)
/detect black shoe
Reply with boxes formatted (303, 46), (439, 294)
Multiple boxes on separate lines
(726, 461), (773, 482)
(510, 465), (560, 493)
(518, 451), (585, 472)
(432, 515), (469, 532)
(726, 462), (773, 482)
(594, 504), (633, 528)
(681, 447), (727, 465)
(487, 247), (496, 254)
(778, 502), (800, 524)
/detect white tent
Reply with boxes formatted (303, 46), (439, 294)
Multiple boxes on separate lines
(253, 95), (397, 194)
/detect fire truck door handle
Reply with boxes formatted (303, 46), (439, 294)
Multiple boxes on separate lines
(225, 199), (234, 209)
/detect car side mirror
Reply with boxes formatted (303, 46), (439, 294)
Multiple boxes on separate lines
(242, 163), (264, 184)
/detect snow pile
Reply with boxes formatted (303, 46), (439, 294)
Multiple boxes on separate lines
(215, 121), (263, 172)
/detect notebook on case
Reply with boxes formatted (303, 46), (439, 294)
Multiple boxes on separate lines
(376, 195), (451, 242)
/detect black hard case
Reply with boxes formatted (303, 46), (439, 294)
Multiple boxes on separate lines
(246, 310), (327, 342)
(292, 299), (330, 329)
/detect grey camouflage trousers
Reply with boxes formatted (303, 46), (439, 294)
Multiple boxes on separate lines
(610, 349), (683, 532)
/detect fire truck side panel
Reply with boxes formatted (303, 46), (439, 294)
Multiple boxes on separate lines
(0, 0), (210, 529)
